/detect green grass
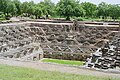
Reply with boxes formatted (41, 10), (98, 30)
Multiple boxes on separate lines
(41, 58), (84, 66)
(0, 18), (5, 21)
(0, 64), (119, 80)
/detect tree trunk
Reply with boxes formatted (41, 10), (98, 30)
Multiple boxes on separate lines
(66, 16), (70, 20)
(35, 15), (38, 19)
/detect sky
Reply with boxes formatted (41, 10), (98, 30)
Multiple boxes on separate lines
(20, 0), (120, 5)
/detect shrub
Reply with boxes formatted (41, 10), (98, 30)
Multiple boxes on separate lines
(73, 17), (84, 21)
(30, 15), (36, 19)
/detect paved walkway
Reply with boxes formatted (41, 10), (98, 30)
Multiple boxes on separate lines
(0, 58), (120, 78)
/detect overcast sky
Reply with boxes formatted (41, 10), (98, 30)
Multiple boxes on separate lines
(20, 0), (120, 5)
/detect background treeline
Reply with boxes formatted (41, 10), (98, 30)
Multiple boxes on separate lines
(0, 0), (120, 20)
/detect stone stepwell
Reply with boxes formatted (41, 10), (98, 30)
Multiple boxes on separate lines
(85, 33), (120, 70)
(0, 21), (119, 61)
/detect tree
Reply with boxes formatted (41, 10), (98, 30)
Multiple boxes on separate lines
(0, 0), (8, 14)
(27, 1), (35, 16)
(56, 0), (83, 20)
(74, 5), (85, 17)
(13, 0), (22, 15)
(81, 2), (97, 17)
(108, 5), (120, 20)
(6, 1), (17, 16)
(21, 2), (29, 16)
(34, 7), (43, 19)
(0, 0), (17, 19)
(97, 2), (109, 19)
(37, 0), (55, 16)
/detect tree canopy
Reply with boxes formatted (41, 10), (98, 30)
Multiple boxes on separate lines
(81, 2), (97, 17)
(0, 0), (120, 20)
(56, 0), (85, 20)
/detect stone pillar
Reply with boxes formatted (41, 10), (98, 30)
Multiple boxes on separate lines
(118, 21), (120, 36)
(119, 21), (120, 32)
(73, 20), (79, 32)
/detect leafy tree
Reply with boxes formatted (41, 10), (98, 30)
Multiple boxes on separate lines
(21, 2), (29, 16)
(6, 1), (17, 16)
(81, 2), (97, 17)
(0, 0), (17, 19)
(108, 5), (120, 20)
(44, 0), (55, 16)
(34, 7), (43, 19)
(97, 2), (109, 19)
(37, 0), (55, 16)
(0, 0), (7, 13)
(0, 0), (120, 21)
(74, 5), (85, 17)
(0, 0), (8, 15)
(56, 0), (83, 20)
(27, 1), (36, 16)
(13, 0), (22, 15)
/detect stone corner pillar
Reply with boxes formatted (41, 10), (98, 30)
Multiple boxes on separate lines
(119, 21), (120, 32)
(73, 20), (79, 32)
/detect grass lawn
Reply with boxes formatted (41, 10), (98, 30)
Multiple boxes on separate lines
(41, 58), (84, 66)
(0, 64), (119, 80)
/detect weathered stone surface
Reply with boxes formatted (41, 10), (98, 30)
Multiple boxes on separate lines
(86, 34), (120, 69)
(0, 21), (119, 61)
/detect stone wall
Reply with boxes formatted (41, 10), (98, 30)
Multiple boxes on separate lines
(28, 21), (119, 61)
(0, 24), (43, 61)
(0, 21), (119, 61)
(86, 34), (120, 69)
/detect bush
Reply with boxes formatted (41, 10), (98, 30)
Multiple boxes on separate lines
(0, 14), (5, 18)
(76, 17), (85, 21)
(0, 18), (5, 21)
(30, 15), (36, 19)
(4, 14), (12, 20)
(0, 12), (6, 20)
(73, 17), (84, 21)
